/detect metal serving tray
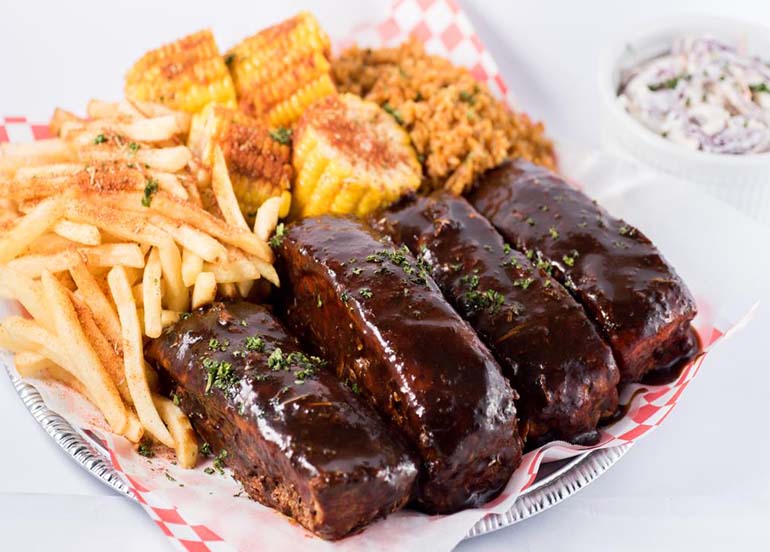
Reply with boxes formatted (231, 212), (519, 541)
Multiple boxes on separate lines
(6, 365), (630, 540)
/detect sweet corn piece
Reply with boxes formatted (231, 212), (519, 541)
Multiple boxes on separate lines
(188, 104), (292, 219)
(226, 12), (336, 125)
(125, 30), (236, 113)
(291, 93), (421, 218)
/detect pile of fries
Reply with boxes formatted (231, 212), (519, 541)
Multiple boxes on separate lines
(0, 99), (283, 467)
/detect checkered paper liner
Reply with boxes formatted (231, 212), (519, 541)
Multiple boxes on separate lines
(0, 1), (754, 550)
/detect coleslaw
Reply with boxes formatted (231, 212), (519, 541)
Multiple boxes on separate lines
(618, 36), (770, 154)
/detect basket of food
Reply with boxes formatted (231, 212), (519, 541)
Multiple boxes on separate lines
(0, 2), (752, 551)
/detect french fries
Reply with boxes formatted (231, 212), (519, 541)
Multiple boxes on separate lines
(142, 248), (163, 339)
(191, 271), (217, 309)
(41, 271), (129, 435)
(153, 395), (198, 469)
(1, 88), (284, 468)
(108, 266), (173, 448)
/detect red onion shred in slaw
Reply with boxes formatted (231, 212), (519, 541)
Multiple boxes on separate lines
(618, 36), (770, 154)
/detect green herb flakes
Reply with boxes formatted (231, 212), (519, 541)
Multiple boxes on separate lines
(269, 127), (292, 145)
(141, 178), (159, 207)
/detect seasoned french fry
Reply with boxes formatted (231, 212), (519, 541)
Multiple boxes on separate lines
(181, 248), (203, 287)
(129, 100), (191, 135)
(0, 195), (64, 263)
(62, 199), (169, 247)
(107, 265), (173, 447)
(69, 262), (122, 348)
(53, 220), (101, 246)
(0, 139), (72, 171)
(137, 146), (192, 173)
(191, 271), (216, 309)
(236, 280), (254, 298)
(0, 317), (69, 367)
(41, 271), (129, 435)
(142, 247), (163, 338)
(147, 171), (189, 200)
(211, 145), (249, 231)
(69, 291), (132, 405)
(7, 243), (145, 276)
(0, 267), (53, 332)
(205, 257), (264, 284)
(13, 351), (57, 377)
(102, 191), (273, 262)
(50, 109), (82, 137)
(218, 282), (239, 299)
(151, 218), (226, 262)
(158, 239), (188, 312)
(153, 395), (198, 469)
(161, 310), (180, 327)
(253, 195), (282, 241)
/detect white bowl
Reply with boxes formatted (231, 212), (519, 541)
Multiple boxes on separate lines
(599, 15), (770, 224)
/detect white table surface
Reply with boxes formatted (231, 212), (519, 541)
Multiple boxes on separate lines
(2, 1), (769, 550)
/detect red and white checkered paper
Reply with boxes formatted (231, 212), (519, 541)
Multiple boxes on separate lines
(0, 1), (755, 551)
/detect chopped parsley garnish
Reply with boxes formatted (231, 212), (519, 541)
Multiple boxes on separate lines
(317, 295), (323, 308)
(648, 75), (683, 91)
(213, 450), (228, 474)
(562, 254), (575, 267)
(244, 335), (264, 352)
(366, 245), (430, 285)
(269, 127), (292, 145)
(535, 253), (553, 275)
(200, 442), (212, 456)
(503, 243), (512, 254)
(450, 262), (463, 272)
(526, 217), (535, 226)
(128, 142), (140, 153)
(341, 291), (350, 304)
(465, 289), (505, 314)
(204, 467), (216, 475)
(141, 178), (159, 207)
(269, 223), (286, 248)
(459, 89), (477, 105)
(165, 471), (176, 482)
(359, 287), (373, 299)
(750, 83), (770, 94)
(460, 273), (480, 290)
(202, 358), (236, 394)
(352, 267), (363, 275)
(208, 338), (220, 350)
(137, 443), (154, 458)
(93, 134), (107, 145)
(267, 348), (284, 370)
(548, 226), (559, 239)
(171, 393), (180, 406)
(350, 381), (360, 394)
(265, 348), (325, 383)
(483, 244), (493, 252)
(382, 103), (405, 125)
(618, 225), (632, 236)
(513, 277), (534, 290)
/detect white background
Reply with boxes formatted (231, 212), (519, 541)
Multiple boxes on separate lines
(2, 1), (770, 551)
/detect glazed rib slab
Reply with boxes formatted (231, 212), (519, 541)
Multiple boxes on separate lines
(374, 193), (619, 445)
(146, 302), (417, 540)
(470, 160), (698, 382)
(277, 215), (522, 514)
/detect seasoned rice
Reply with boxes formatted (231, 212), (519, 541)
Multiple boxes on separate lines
(332, 39), (556, 194)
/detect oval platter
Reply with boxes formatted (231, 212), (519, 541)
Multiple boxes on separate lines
(5, 361), (631, 540)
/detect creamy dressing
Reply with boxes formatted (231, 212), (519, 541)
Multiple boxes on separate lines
(618, 36), (770, 154)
